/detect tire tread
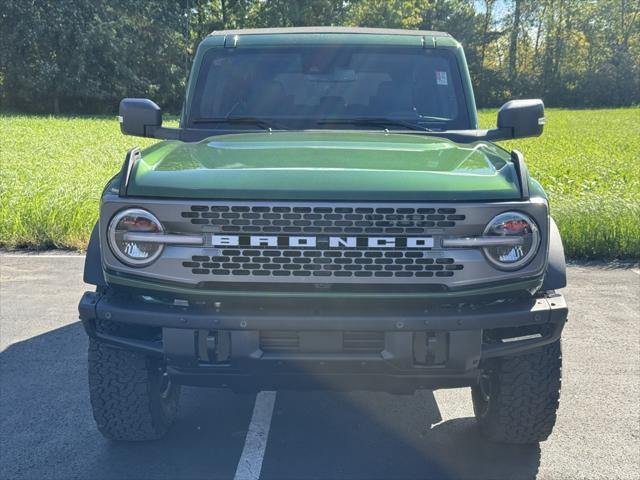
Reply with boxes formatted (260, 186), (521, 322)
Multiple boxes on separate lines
(88, 339), (178, 441)
(474, 340), (562, 444)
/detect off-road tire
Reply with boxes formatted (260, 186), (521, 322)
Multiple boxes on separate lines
(88, 337), (180, 441)
(472, 340), (561, 444)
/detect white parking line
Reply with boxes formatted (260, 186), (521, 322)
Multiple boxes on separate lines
(1, 254), (85, 258)
(233, 391), (277, 480)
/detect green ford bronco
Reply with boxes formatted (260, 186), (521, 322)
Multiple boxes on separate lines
(79, 27), (567, 444)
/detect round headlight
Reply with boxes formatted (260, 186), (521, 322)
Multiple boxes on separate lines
(483, 212), (540, 270)
(108, 208), (164, 267)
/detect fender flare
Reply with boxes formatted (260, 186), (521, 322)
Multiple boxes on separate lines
(542, 217), (567, 290)
(83, 223), (107, 287)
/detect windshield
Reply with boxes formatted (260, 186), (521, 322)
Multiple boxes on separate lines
(189, 46), (471, 131)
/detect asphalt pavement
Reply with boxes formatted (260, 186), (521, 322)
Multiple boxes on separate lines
(1, 252), (638, 480)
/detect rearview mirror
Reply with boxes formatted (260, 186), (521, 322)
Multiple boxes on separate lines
(497, 99), (545, 139)
(118, 98), (162, 137)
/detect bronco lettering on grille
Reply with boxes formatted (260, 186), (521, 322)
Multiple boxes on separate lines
(211, 235), (434, 249)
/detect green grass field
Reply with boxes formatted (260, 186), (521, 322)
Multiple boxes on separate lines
(1, 108), (638, 258)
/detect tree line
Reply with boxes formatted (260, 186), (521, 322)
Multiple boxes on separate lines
(1, 0), (638, 114)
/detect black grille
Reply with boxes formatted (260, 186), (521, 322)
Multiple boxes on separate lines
(259, 331), (385, 354)
(183, 250), (463, 278)
(181, 205), (465, 235)
(259, 331), (299, 352)
(342, 331), (385, 353)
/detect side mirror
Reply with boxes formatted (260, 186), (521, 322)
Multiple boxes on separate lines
(497, 99), (545, 139)
(118, 98), (162, 137)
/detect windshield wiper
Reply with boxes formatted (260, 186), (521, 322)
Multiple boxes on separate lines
(191, 116), (282, 130)
(316, 117), (433, 132)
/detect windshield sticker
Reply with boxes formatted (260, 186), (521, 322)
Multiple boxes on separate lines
(436, 71), (448, 85)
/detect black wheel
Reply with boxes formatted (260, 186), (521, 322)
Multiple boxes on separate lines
(472, 340), (561, 444)
(88, 329), (180, 441)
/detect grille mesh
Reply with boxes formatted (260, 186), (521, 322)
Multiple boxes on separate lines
(342, 331), (386, 353)
(183, 250), (463, 278)
(259, 331), (299, 352)
(181, 205), (465, 235)
(259, 331), (385, 354)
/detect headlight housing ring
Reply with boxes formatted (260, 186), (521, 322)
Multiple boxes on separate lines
(482, 211), (541, 270)
(107, 208), (164, 267)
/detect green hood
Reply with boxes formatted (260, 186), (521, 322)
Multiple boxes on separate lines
(127, 131), (520, 201)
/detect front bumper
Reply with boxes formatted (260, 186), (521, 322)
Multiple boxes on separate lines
(79, 290), (567, 393)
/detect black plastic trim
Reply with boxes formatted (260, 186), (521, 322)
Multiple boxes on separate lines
(542, 217), (567, 290)
(81, 316), (164, 356)
(78, 290), (567, 333)
(133, 126), (524, 144)
(83, 223), (107, 287)
(481, 314), (565, 359)
(511, 150), (530, 200)
(166, 368), (479, 392)
(118, 148), (140, 197)
(78, 290), (567, 391)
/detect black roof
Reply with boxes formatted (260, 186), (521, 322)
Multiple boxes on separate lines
(209, 26), (451, 38)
